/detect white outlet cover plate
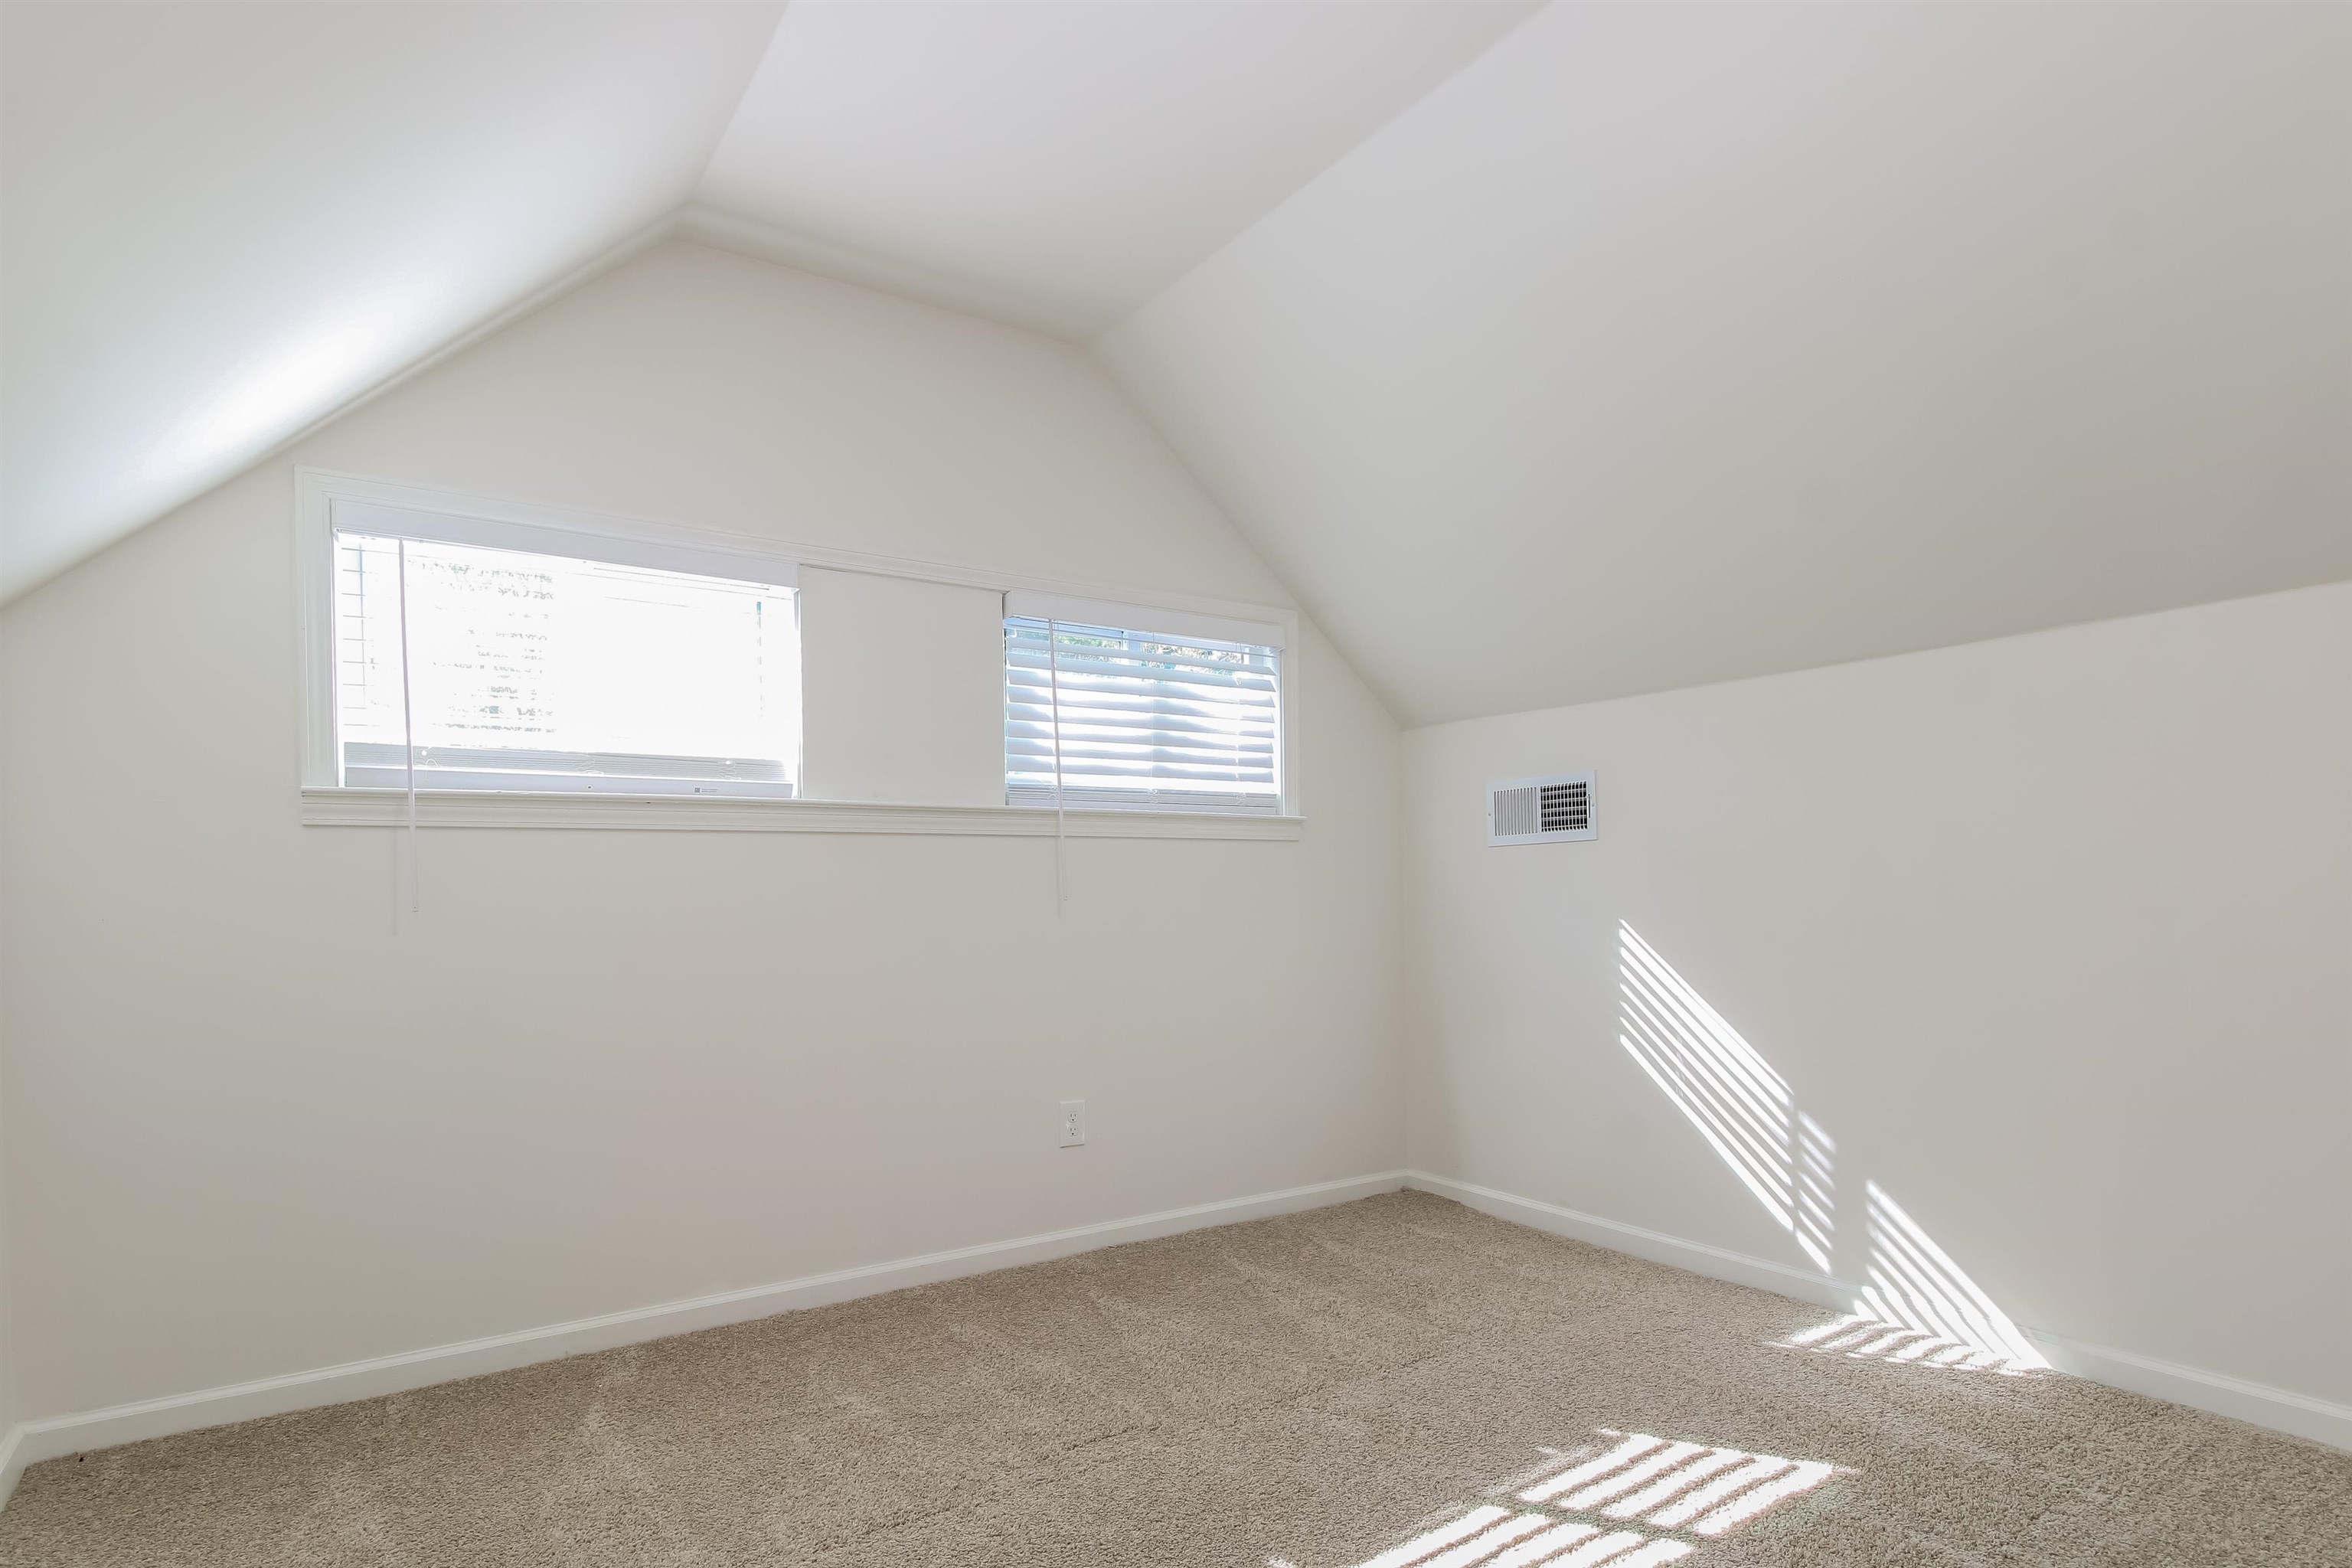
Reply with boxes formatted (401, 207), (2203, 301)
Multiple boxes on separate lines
(1058, 1099), (1086, 1147)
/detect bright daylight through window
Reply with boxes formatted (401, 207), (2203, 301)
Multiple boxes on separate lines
(1004, 603), (1282, 815)
(335, 533), (800, 797)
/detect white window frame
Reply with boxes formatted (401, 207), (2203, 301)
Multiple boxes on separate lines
(295, 469), (1303, 838)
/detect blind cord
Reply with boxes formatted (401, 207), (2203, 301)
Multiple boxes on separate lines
(397, 538), (418, 916)
(1047, 617), (1067, 913)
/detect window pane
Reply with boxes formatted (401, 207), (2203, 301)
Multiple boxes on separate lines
(336, 533), (799, 795)
(1004, 616), (1279, 814)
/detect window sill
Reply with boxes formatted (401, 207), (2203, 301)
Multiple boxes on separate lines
(299, 787), (1304, 840)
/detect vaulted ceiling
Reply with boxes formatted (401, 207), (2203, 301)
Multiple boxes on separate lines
(1102, 2), (2352, 723)
(0, 1), (782, 601)
(694, 0), (1538, 338)
(0, 0), (1530, 604)
(7, 2), (2347, 727)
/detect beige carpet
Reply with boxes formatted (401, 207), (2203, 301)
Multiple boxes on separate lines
(2, 1191), (2345, 1566)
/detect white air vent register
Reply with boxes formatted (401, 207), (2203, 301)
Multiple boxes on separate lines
(1488, 771), (1596, 846)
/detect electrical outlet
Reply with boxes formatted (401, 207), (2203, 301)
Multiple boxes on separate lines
(1057, 1099), (1086, 1148)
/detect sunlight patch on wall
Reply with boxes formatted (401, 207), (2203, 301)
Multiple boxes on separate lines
(1278, 1429), (1841, 1568)
(1617, 924), (1834, 1271)
(1857, 1182), (2045, 1368)
(1619, 923), (2050, 1375)
(1783, 1181), (2050, 1373)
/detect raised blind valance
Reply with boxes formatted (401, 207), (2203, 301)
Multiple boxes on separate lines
(1002, 591), (1283, 652)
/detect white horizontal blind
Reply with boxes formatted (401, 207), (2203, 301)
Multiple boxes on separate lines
(336, 531), (800, 796)
(1004, 616), (1281, 815)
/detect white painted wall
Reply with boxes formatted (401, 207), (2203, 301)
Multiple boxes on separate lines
(1406, 583), (2351, 1409)
(798, 567), (1004, 806)
(0, 240), (1407, 1424)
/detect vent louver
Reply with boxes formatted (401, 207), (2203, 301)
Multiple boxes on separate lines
(1488, 771), (1596, 846)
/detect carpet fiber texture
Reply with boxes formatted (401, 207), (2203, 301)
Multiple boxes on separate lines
(2, 1191), (2345, 1566)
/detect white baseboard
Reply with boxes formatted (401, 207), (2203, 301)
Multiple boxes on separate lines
(0, 1169), (1407, 1508)
(1402, 1169), (2352, 1454)
(5, 1166), (2338, 1515)
(1406, 1170), (1857, 1314)
(2022, 1326), (2352, 1451)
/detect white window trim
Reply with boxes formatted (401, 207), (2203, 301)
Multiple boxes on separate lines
(295, 469), (1305, 836)
(296, 787), (1302, 839)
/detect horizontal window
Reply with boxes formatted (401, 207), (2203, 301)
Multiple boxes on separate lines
(335, 531), (799, 798)
(1004, 600), (1282, 815)
(301, 475), (1299, 831)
